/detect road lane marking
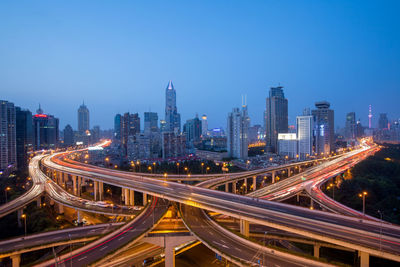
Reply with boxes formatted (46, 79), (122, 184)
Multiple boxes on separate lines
(212, 241), (229, 249)
(118, 236), (125, 241)
(100, 246), (108, 251)
(78, 256), (87, 261)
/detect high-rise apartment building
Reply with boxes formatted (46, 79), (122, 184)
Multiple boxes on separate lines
(78, 102), (89, 134)
(161, 132), (186, 159)
(165, 81), (181, 133)
(312, 101), (334, 155)
(265, 86), (288, 153)
(120, 112), (140, 156)
(345, 112), (356, 140)
(0, 100), (17, 173)
(63, 124), (74, 147)
(144, 112), (159, 134)
(201, 115), (208, 137)
(227, 104), (249, 159)
(296, 112), (313, 159)
(16, 107), (33, 170)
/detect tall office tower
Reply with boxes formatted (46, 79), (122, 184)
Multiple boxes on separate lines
(121, 112), (140, 156)
(345, 112), (356, 140)
(63, 124), (74, 146)
(227, 104), (249, 160)
(248, 124), (262, 143)
(159, 120), (167, 132)
(33, 105), (59, 150)
(114, 114), (122, 141)
(265, 86), (288, 153)
(378, 113), (389, 129)
(127, 133), (151, 160)
(296, 114), (314, 160)
(164, 81), (181, 133)
(356, 120), (364, 138)
(183, 115), (202, 145)
(0, 100), (17, 173)
(368, 105), (372, 129)
(144, 112), (159, 134)
(78, 102), (89, 134)
(312, 101), (334, 155)
(16, 107), (33, 170)
(201, 115), (208, 137)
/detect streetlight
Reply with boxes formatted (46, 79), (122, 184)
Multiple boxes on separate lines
(176, 162), (180, 175)
(153, 162), (156, 174)
(184, 167), (188, 174)
(206, 167), (210, 174)
(148, 166), (152, 174)
(137, 160), (141, 172)
(4, 187), (11, 203)
(21, 214), (27, 237)
(358, 191), (368, 215)
(201, 162), (204, 174)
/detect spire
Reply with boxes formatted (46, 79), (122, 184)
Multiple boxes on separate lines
(37, 103), (43, 114)
(167, 80), (174, 90)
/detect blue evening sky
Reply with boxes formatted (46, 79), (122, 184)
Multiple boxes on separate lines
(1, 0), (399, 130)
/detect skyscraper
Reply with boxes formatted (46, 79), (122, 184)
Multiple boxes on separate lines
(265, 86), (288, 153)
(78, 102), (89, 134)
(33, 105), (59, 150)
(144, 112), (159, 134)
(183, 115), (202, 145)
(296, 111), (313, 160)
(227, 104), (249, 159)
(164, 81), (181, 133)
(0, 100), (17, 173)
(114, 114), (122, 141)
(378, 113), (388, 129)
(16, 107), (33, 170)
(345, 112), (356, 140)
(312, 101), (334, 154)
(201, 115), (208, 137)
(63, 124), (74, 146)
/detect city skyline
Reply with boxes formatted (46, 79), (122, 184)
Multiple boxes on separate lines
(1, 1), (399, 129)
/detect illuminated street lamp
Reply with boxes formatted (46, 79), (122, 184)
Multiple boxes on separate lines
(21, 214), (27, 236)
(176, 162), (180, 175)
(148, 166), (152, 174)
(153, 162), (156, 173)
(358, 191), (368, 215)
(184, 167), (188, 174)
(201, 162), (205, 174)
(206, 167), (210, 174)
(4, 187), (11, 203)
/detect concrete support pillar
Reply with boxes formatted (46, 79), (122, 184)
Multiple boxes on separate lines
(36, 197), (41, 208)
(57, 203), (64, 214)
(297, 192), (300, 202)
(94, 181), (98, 201)
(240, 219), (249, 237)
(165, 241), (175, 267)
(129, 189), (135, 206)
(287, 168), (291, 177)
(77, 176), (82, 196)
(232, 182), (237, 194)
(77, 210), (82, 223)
(63, 172), (68, 187)
(17, 209), (23, 228)
(99, 182), (104, 201)
(11, 254), (21, 267)
(124, 188), (129, 205)
(143, 193), (148, 206)
(225, 183), (229, 193)
(359, 251), (369, 267)
(313, 244), (320, 258)
(272, 171), (276, 184)
(72, 175), (77, 195)
(252, 176), (257, 191)
(310, 198), (314, 209)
